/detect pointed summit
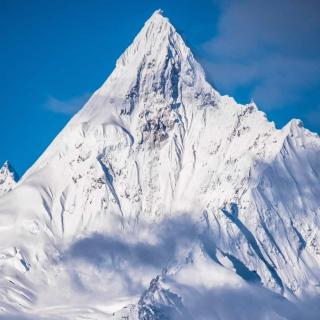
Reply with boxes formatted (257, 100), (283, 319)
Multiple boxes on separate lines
(76, 10), (218, 124)
(145, 9), (167, 25)
(0, 160), (19, 196)
(1, 161), (19, 180)
(152, 9), (164, 16)
(114, 9), (176, 69)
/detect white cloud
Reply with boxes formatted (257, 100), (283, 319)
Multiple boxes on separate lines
(46, 93), (91, 115)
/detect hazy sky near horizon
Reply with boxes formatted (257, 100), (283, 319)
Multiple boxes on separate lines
(1, 0), (320, 175)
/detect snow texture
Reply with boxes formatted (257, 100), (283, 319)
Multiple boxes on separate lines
(0, 10), (320, 320)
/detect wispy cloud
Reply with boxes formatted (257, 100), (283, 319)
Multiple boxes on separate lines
(202, 0), (320, 113)
(46, 93), (91, 115)
(65, 215), (199, 269)
(58, 215), (202, 300)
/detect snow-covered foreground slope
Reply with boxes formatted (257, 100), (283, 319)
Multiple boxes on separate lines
(0, 10), (320, 320)
(0, 161), (19, 196)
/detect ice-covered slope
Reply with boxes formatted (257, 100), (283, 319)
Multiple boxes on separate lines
(0, 161), (19, 196)
(0, 10), (320, 319)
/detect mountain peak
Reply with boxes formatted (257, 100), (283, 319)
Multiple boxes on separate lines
(114, 9), (178, 69)
(145, 8), (170, 29)
(2, 160), (9, 169)
(152, 9), (164, 16)
(148, 9), (166, 21)
(0, 160), (19, 196)
(1, 160), (18, 178)
(77, 9), (217, 125)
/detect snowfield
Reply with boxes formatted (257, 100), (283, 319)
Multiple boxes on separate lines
(0, 10), (320, 320)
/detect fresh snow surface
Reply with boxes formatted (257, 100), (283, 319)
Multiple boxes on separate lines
(0, 10), (320, 320)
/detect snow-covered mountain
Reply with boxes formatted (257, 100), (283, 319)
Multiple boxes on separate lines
(0, 161), (19, 196)
(0, 10), (320, 320)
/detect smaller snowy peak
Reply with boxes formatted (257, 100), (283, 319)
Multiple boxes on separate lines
(284, 119), (304, 133)
(0, 161), (19, 196)
(281, 118), (319, 144)
(0, 161), (19, 180)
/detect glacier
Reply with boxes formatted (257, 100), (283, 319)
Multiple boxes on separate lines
(0, 10), (320, 320)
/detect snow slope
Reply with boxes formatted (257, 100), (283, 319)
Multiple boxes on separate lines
(0, 10), (320, 319)
(0, 161), (19, 196)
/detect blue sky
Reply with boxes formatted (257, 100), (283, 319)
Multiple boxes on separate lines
(1, 0), (319, 175)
